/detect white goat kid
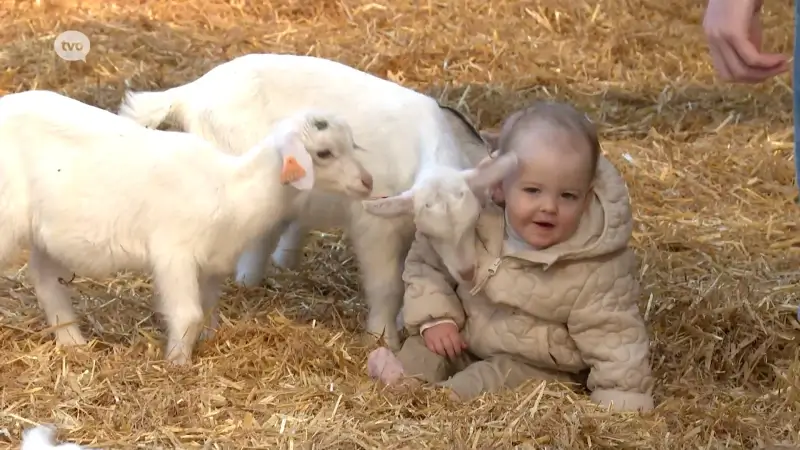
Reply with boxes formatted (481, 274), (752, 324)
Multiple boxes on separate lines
(361, 151), (518, 285)
(21, 425), (86, 450)
(117, 53), (491, 350)
(0, 90), (372, 365)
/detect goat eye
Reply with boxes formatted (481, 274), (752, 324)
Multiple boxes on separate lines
(425, 202), (432, 208)
(316, 149), (333, 159)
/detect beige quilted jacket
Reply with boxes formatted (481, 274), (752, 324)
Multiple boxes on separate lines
(401, 155), (655, 411)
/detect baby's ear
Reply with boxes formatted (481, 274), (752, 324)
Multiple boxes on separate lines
(490, 184), (505, 206)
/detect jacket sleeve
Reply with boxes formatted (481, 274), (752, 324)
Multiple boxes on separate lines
(401, 230), (466, 336)
(567, 249), (655, 412)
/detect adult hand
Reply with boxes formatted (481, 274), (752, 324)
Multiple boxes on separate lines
(702, 0), (789, 83)
(422, 322), (467, 359)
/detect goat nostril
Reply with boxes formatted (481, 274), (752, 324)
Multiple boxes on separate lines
(459, 267), (475, 282)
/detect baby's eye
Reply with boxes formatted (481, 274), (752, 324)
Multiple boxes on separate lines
(562, 192), (579, 200)
(523, 187), (540, 194)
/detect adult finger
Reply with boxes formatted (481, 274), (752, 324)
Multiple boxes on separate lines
(742, 19), (789, 79)
(717, 38), (785, 83)
(707, 39), (734, 81)
(756, 61), (790, 79)
(725, 33), (789, 70)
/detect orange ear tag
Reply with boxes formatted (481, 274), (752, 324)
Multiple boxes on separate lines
(280, 155), (306, 184)
(279, 149), (315, 191)
(277, 131), (314, 191)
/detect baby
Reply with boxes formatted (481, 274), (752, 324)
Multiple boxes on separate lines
(367, 100), (655, 412)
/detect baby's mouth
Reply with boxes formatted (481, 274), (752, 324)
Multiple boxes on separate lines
(533, 220), (555, 229)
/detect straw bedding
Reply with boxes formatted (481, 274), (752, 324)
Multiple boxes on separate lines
(0, 0), (798, 448)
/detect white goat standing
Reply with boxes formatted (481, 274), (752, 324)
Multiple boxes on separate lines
(0, 90), (373, 364)
(117, 53), (494, 350)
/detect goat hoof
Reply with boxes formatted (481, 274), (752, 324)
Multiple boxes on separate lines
(164, 345), (193, 366)
(199, 327), (217, 342)
(54, 327), (87, 346)
(235, 273), (263, 288)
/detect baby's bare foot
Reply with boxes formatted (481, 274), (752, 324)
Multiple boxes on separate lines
(367, 347), (405, 385)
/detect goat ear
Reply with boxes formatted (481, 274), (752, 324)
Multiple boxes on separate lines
(361, 190), (414, 217)
(277, 130), (314, 191)
(475, 149), (501, 170)
(479, 130), (501, 151)
(464, 152), (518, 195)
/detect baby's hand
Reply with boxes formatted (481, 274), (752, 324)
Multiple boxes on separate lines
(422, 322), (467, 359)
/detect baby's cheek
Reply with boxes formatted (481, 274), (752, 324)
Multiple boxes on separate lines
(506, 192), (535, 216)
(559, 208), (584, 233)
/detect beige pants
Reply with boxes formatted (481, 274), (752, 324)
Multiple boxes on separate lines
(396, 336), (582, 400)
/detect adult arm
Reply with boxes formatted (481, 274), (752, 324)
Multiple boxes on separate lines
(702, 0), (789, 83)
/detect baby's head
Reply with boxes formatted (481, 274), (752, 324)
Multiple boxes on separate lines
(491, 101), (600, 249)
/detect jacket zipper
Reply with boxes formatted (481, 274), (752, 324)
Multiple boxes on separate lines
(469, 257), (502, 296)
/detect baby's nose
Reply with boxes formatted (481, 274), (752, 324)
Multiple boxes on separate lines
(541, 196), (558, 212)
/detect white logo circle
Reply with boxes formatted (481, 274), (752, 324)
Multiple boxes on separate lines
(54, 30), (90, 62)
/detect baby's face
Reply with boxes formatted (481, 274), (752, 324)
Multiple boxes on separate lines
(497, 124), (594, 249)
